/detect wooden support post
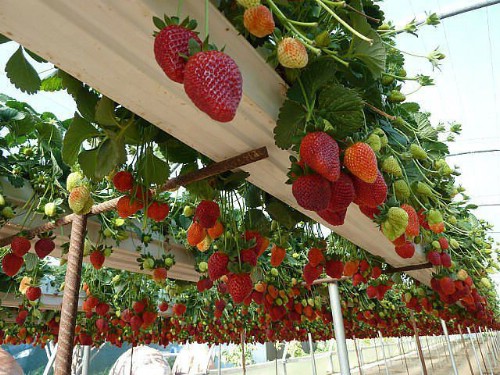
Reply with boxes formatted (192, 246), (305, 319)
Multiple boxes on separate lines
(410, 312), (427, 375)
(458, 325), (475, 375)
(54, 214), (88, 375)
(241, 330), (246, 375)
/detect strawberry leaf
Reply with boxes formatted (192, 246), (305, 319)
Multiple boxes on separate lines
(62, 115), (101, 165)
(274, 99), (307, 150)
(137, 147), (170, 186)
(5, 46), (41, 94)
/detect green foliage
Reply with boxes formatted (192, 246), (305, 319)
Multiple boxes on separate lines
(5, 46), (41, 94)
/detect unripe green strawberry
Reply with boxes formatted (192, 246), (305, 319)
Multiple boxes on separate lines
(68, 186), (91, 214)
(165, 257), (174, 267)
(450, 238), (459, 249)
(0, 194), (5, 206)
(387, 207), (408, 233)
(2, 206), (15, 219)
(427, 209), (443, 225)
(66, 171), (84, 191)
(481, 277), (491, 288)
(394, 180), (410, 201)
(366, 133), (381, 152)
(387, 90), (406, 103)
(314, 30), (330, 47)
(435, 159), (452, 175)
(397, 69), (407, 77)
(237, 0), (260, 8)
(183, 205), (194, 217)
(409, 144), (427, 159)
(415, 182), (433, 197)
(373, 128), (388, 148)
(432, 240), (440, 249)
(143, 258), (155, 270)
(199, 261), (208, 272)
(381, 75), (394, 85)
(103, 247), (112, 257)
(457, 269), (468, 281)
(382, 156), (403, 177)
(44, 202), (57, 217)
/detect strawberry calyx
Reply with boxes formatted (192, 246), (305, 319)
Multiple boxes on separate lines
(152, 15), (199, 35)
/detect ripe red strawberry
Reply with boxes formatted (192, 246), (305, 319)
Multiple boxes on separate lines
(325, 259), (344, 279)
(243, 5), (275, 38)
(358, 205), (380, 219)
(158, 301), (169, 312)
(197, 277), (213, 292)
(195, 200), (221, 229)
(78, 332), (93, 346)
(154, 24), (202, 83)
(112, 171), (134, 192)
(438, 237), (449, 250)
(300, 132), (340, 182)
(2, 253), (24, 276)
(395, 242), (415, 258)
(116, 195), (143, 218)
(366, 285), (378, 299)
(401, 204), (419, 237)
(303, 263), (323, 285)
(146, 201), (170, 222)
(89, 250), (105, 270)
(317, 208), (347, 226)
(142, 311), (157, 328)
(95, 318), (109, 332)
(440, 277), (456, 296)
(429, 222), (445, 234)
(327, 173), (355, 212)
(292, 173), (331, 211)
(371, 266), (382, 279)
(152, 267), (168, 282)
(308, 248), (324, 267)
(95, 302), (110, 316)
(172, 303), (187, 316)
(427, 251), (442, 266)
(270, 245), (286, 267)
(352, 273), (366, 286)
(352, 172), (387, 208)
(34, 238), (55, 259)
(130, 315), (143, 331)
(343, 142), (378, 183)
(208, 252), (229, 281)
(10, 236), (31, 257)
(392, 234), (407, 247)
(277, 37), (308, 69)
(133, 299), (147, 314)
(227, 273), (253, 304)
(184, 51), (242, 122)
(440, 252), (452, 268)
(241, 248), (257, 267)
(26, 286), (41, 301)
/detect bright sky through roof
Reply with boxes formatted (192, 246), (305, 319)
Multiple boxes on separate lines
(0, 0), (498, 284)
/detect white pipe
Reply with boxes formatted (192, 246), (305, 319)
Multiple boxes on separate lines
(378, 331), (390, 375)
(467, 327), (484, 375)
(218, 344), (222, 375)
(81, 346), (90, 375)
(308, 332), (317, 375)
(282, 341), (289, 375)
(440, 320), (458, 375)
(43, 344), (58, 375)
(328, 282), (351, 375)
(478, 327), (494, 374)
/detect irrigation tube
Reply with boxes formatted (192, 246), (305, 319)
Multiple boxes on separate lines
(328, 282), (351, 375)
(440, 319), (458, 375)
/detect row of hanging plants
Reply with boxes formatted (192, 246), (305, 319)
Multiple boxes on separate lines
(0, 0), (498, 346)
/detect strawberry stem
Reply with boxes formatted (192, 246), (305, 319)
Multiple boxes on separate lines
(204, 0), (209, 40)
(177, 0), (184, 19)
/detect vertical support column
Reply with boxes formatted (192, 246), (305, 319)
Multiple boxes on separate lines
(353, 337), (364, 375)
(457, 325), (474, 375)
(328, 282), (351, 375)
(474, 327), (491, 374)
(410, 312), (427, 375)
(308, 332), (317, 375)
(218, 344), (222, 375)
(483, 327), (497, 367)
(54, 214), (88, 375)
(282, 341), (289, 375)
(241, 331), (246, 375)
(378, 331), (390, 375)
(424, 336), (434, 372)
(399, 337), (410, 375)
(440, 319), (458, 375)
(81, 346), (90, 375)
(328, 339), (335, 374)
(478, 327), (494, 374)
(467, 326), (484, 375)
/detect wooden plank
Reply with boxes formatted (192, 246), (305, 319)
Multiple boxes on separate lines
(0, 0), (432, 284)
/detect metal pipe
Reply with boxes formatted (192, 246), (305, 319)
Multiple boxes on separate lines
(308, 332), (318, 375)
(468, 326), (485, 375)
(458, 325), (475, 375)
(218, 344), (222, 375)
(328, 282), (351, 375)
(282, 341), (289, 375)
(484, 328), (497, 367)
(478, 327), (494, 374)
(378, 331), (390, 375)
(440, 319), (458, 375)
(424, 336), (434, 372)
(410, 312), (427, 375)
(81, 346), (90, 375)
(399, 337), (410, 375)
